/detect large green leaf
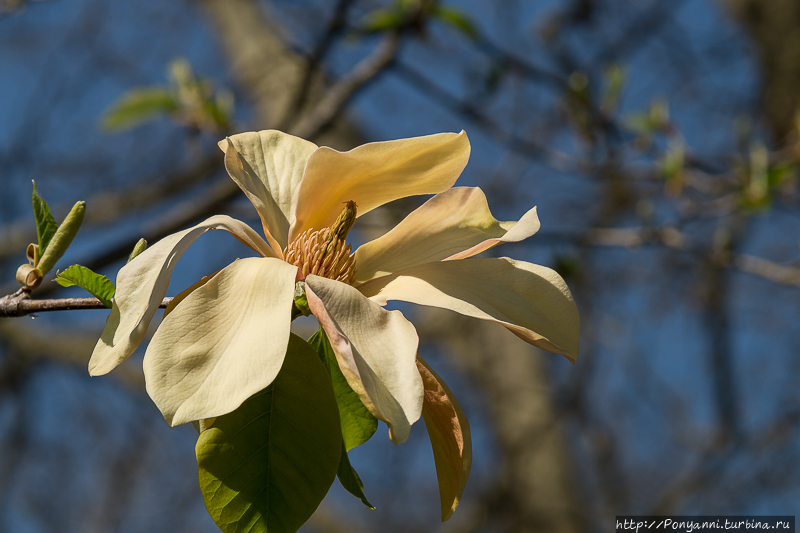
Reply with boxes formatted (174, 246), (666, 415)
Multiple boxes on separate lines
(309, 328), (378, 450)
(31, 181), (58, 256)
(197, 334), (342, 533)
(336, 443), (374, 510)
(56, 264), (116, 308)
(101, 87), (178, 131)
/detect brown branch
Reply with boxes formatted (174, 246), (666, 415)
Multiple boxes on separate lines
(0, 292), (173, 318)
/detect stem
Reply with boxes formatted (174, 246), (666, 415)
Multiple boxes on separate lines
(0, 293), (173, 318)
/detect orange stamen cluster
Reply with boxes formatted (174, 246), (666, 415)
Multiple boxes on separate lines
(285, 227), (356, 284)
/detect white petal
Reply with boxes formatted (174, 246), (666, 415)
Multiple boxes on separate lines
(289, 131), (470, 243)
(220, 130), (318, 251)
(359, 258), (580, 362)
(89, 215), (274, 377)
(354, 187), (540, 283)
(304, 275), (423, 444)
(143, 257), (298, 426)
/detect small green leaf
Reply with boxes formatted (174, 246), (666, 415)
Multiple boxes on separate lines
(309, 328), (379, 451)
(56, 265), (115, 308)
(431, 6), (478, 39)
(197, 334), (342, 533)
(337, 443), (374, 509)
(101, 87), (178, 131)
(31, 181), (58, 256)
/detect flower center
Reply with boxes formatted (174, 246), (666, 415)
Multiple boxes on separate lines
(284, 201), (357, 284)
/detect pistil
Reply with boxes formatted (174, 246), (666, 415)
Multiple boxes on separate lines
(285, 201), (358, 284)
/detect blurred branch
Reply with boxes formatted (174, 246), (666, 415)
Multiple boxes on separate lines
(280, 0), (356, 129)
(733, 253), (800, 288)
(290, 32), (401, 138)
(0, 321), (144, 389)
(392, 61), (577, 172)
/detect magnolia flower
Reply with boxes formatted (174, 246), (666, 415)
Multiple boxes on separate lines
(89, 129), (579, 446)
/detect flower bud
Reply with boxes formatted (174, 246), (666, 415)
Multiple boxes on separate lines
(16, 264), (43, 290)
(37, 201), (85, 275)
(127, 238), (148, 263)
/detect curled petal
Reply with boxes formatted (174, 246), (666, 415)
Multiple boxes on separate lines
(290, 131), (471, 243)
(417, 356), (472, 522)
(144, 257), (298, 426)
(304, 275), (423, 444)
(220, 130), (318, 251)
(355, 187), (540, 283)
(359, 258), (580, 362)
(88, 215), (274, 376)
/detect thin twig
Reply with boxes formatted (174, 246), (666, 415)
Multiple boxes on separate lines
(0, 293), (173, 318)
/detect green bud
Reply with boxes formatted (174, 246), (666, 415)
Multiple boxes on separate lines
(127, 238), (148, 263)
(16, 264), (43, 290)
(293, 281), (312, 317)
(37, 201), (85, 275)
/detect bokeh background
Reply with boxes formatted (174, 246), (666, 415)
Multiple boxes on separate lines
(1, 0), (799, 531)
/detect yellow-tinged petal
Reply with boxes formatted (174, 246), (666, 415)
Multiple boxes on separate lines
(354, 187), (541, 284)
(359, 258), (580, 362)
(417, 356), (472, 522)
(88, 215), (274, 377)
(220, 130), (318, 251)
(304, 275), (423, 444)
(143, 257), (298, 426)
(289, 131), (471, 243)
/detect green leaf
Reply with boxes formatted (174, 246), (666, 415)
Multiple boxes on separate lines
(309, 328), (379, 451)
(337, 443), (374, 510)
(101, 87), (178, 131)
(431, 6), (479, 39)
(31, 181), (58, 256)
(56, 265), (115, 308)
(197, 334), (342, 533)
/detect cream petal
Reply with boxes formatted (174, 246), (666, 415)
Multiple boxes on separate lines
(220, 130), (318, 251)
(143, 257), (298, 426)
(354, 187), (541, 284)
(88, 215), (275, 377)
(359, 258), (580, 362)
(304, 275), (423, 444)
(289, 131), (471, 243)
